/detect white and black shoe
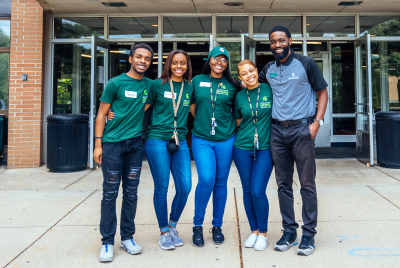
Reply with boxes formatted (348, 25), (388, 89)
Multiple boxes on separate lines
(297, 235), (315, 256)
(274, 230), (298, 252)
(192, 226), (204, 247)
(211, 226), (225, 245)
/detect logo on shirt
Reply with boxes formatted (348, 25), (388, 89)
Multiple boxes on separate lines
(186, 94), (189, 99)
(260, 102), (271, 109)
(263, 96), (268, 101)
(289, 73), (299, 80)
(216, 89), (228, 96)
(142, 89), (148, 103)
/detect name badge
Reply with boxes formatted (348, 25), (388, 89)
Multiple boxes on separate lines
(200, 82), (211, 87)
(270, 73), (277, 78)
(125, 91), (137, 98)
(164, 92), (177, 99)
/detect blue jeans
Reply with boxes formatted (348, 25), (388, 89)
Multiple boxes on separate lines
(192, 134), (236, 227)
(145, 139), (192, 232)
(233, 148), (273, 233)
(100, 137), (143, 245)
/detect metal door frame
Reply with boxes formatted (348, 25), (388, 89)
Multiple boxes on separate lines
(241, 34), (256, 63)
(354, 34), (373, 166)
(90, 36), (110, 168)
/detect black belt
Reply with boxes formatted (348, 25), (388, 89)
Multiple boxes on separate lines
(272, 117), (311, 128)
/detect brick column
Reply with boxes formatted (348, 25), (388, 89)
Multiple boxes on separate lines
(8, 0), (44, 168)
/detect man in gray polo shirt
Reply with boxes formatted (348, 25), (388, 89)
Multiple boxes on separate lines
(259, 25), (328, 256)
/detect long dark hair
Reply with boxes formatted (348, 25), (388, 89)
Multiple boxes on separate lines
(202, 58), (241, 91)
(159, 50), (192, 85)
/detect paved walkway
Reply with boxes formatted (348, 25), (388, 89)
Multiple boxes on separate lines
(1, 159), (400, 267)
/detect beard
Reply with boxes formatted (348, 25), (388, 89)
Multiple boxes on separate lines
(271, 45), (290, 61)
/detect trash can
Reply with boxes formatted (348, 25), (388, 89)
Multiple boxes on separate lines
(375, 111), (400, 168)
(47, 114), (89, 172)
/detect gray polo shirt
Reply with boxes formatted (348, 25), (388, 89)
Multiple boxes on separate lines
(259, 50), (328, 121)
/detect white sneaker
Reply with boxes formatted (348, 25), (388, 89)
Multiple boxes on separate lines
(99, 245), (113, 262)
(120, 238), (142, 255)
(254, 235), (268, 251)
(244, 233), (258, 248)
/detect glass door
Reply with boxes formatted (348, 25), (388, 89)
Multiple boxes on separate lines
(355, 34), (374, 166)
(89, 36), (110, 168)
(241, 34), (256, 63)
(309, 52), (331, 146)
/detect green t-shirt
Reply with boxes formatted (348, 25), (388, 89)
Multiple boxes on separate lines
(100, 73), (152, 143)
(146, 79), (193, 141)
(233, 83), (273, 151)
(191, 74), (239, 141)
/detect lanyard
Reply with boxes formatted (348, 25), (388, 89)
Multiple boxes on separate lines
(210, 75), (223, 120)
(170, 80), (184, 135)
(246, 86), (261, 159)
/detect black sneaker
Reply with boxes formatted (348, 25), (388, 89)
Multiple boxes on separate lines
(297, 235), (315, 256)
(274, 230), (298, 252)
(210, 226), (225, 245)
(192, 226), (204, 247)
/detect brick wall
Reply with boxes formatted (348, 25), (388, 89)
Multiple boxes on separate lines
(8, 0), (44, 168)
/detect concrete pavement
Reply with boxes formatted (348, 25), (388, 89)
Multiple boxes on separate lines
(1, 159), (400, 267)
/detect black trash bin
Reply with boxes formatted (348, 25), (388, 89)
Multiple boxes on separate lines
(375, 111), (400, 168)
(47, 114), (89, 172)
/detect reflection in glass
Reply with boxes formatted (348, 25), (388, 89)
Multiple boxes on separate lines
(163, 17), (211, 38)
(360, 16), (400, 37)
(53, 43), (92, 114)
(109, 17), (158, 38)
(331, 43), (355, 113)
(54, 18), (104, 39)
(307, 16), (354, 37)
(217, 17), (248, 38)
(254, 16), (302, 37)
(371, 42), (400, 112)
(0, 19), (10, 47)
(217, 42), (241, 80)
(333, 118), (356, 135)
(0, 53), (9, 109)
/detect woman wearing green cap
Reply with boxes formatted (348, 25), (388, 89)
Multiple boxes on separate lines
(191, 47), (241, 247)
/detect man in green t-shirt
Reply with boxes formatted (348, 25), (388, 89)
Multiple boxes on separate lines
(93, 43), (153, 263)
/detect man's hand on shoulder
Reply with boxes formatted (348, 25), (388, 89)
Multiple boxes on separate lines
(309, 121), (320, 140)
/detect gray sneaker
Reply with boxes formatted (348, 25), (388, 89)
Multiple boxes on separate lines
(99, 244), (113, 262)
(159, 232), (176, 250)
(169, 228), (184, 246)
(120, 238), (142, 255)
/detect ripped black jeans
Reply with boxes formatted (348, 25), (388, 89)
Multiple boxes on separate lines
(100, 136), (143, 245)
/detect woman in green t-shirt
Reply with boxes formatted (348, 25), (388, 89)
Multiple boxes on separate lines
(190, 47), (241, 247)
(232, 60), (273, 251)
(145, 50), (194, 251)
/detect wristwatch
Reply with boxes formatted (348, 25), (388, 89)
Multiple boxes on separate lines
(315, 118), (324, 126)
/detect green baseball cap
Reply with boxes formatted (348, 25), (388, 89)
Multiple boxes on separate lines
(208, 47), (230, 60)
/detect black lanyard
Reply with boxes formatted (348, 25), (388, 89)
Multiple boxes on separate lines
(246, 86), (260, 160)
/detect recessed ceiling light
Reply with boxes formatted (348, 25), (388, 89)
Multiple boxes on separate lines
(307, 24), (311, 26)
(338, 1), (363, 6)
(101, 2), (127, 7)
(224, 2), (244, 6)
(151, 25), (158, 27)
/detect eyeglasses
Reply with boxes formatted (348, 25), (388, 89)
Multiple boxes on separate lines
(211, 57), (228, 63)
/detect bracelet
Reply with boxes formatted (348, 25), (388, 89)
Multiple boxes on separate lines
(95, 137), (103, 139)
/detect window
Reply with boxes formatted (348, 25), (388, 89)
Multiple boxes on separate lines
(54, 18), (104, 39)
(109, 17), (158, 38)
(307, 16), (354, 37)
(254, 16), (302, 38)
(217, 16), (248, 38)
(360, 16), (400, 37)
(163, 17), (212, 38)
